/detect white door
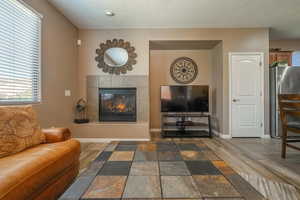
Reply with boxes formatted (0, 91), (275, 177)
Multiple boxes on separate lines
(230, 53), (264, 137)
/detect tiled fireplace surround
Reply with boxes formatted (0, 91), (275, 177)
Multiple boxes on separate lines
(71, 75), (150, 140)
(87, 75), (148, 122)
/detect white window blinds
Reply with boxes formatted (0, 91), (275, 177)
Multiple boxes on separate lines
(0, 0), (42, 104)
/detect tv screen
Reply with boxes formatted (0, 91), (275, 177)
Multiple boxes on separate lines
(161, 85), (209, 112)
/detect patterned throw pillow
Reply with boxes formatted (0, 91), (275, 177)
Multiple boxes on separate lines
(0, 105), (45, 158)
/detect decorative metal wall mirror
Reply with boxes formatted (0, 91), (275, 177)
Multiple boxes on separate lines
(95, 39), (137, 75)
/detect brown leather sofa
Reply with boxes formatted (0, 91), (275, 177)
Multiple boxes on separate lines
(0, 128), (80, 200)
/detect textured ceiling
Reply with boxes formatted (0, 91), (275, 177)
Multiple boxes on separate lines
(47, 0), (300, 39)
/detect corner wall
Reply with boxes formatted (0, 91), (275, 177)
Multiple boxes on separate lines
(211, 42), (223, 133)
(24, 0), (78, 128)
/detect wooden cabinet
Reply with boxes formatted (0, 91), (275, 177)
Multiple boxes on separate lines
(270, 51), (293, 66)
(269, 52), (278, 65)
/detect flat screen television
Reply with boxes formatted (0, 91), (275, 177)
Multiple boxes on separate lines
(161, 85), (209, 112)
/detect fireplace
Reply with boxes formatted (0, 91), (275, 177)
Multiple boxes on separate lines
(99, 88), (137, 122)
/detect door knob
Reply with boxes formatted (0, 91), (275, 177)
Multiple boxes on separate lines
(233, 99), (240, 102)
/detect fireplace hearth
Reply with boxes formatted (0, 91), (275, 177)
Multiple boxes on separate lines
(99, 88), (137, 122)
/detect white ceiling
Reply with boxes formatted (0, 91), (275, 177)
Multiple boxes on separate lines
(47, 0), (300, 39)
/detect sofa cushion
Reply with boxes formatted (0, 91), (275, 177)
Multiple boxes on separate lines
(0, 105), (45, 158)
(0, 139), (80, 200)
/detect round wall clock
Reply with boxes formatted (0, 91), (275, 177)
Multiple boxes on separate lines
(170, 57), (198, 84)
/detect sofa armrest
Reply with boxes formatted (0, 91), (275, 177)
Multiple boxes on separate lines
(42, 128), (71, 143)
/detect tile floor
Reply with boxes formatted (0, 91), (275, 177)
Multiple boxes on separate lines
(60, 141), (265, 200)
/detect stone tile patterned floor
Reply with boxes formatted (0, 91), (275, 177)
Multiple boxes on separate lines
(60, 141), (266, 200)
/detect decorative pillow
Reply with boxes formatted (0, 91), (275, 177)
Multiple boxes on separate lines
(0, 105), (45, 158)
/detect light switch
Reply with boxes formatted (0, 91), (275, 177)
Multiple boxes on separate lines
(65, 90), (71, 97)
(77, 39), (82, 46)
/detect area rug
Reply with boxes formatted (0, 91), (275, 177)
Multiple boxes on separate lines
(59, 141), (265, 200)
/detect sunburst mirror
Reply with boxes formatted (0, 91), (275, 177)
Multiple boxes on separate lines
(95, 39), (137, 75)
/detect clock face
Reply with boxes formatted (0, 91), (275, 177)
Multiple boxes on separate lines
(170, 57), (198, 84)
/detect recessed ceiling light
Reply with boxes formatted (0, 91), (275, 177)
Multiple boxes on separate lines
(105, 10), (115, 17)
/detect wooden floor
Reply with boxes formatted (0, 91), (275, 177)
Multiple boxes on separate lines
(78, 133), (300, 200)
(226, 138), (300, 189)
(203, 138), (300, 200)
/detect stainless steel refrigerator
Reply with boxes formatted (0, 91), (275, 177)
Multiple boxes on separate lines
(270, 66), (300, 138)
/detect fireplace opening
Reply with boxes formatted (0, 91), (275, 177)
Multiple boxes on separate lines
(99, 88), (137, 122)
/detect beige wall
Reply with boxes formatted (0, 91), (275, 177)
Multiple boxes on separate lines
(150, 50), (213, 129)
(78, 30), (150, 99)
(270, 40), (300, 51)
(211, 42), (223, 132)
(24, 0), (78, 128)
(78, 28), (269, 136)
(15, 2), (270, 138)
(77, 30), (151, 139)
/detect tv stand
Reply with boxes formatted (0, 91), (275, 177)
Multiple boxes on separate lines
(161, 113), (212, 138)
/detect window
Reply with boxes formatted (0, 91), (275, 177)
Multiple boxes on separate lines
(292, 51), (300, 66)
(0, 0), (42, 104)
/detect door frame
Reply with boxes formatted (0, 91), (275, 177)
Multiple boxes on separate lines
(228, 52), (265, 138)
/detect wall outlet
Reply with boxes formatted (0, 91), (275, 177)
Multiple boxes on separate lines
(77, 39), (82, 46)
(65, 90), (71, 97)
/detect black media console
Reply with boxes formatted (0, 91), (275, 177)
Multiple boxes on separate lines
(161, 113), (212, 138)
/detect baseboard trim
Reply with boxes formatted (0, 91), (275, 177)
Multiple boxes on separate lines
(212, 130), (232, 139)
(74, 138), (151, 143)
(220, 134), (232, 139)
(150, 128), (161, 132)
(212, 130), (221, 136)
(261, 134), (271, 139)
